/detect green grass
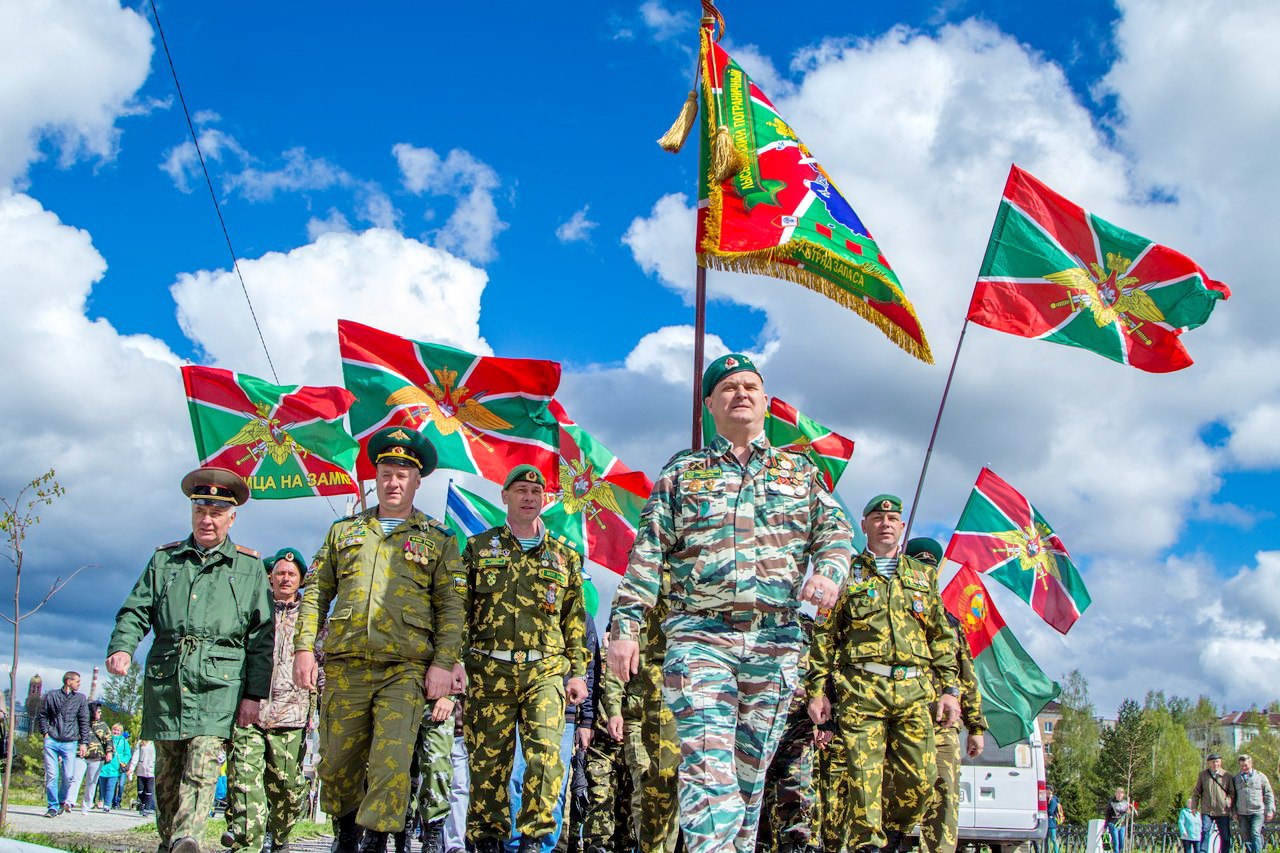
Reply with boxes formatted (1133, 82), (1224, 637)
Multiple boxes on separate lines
(1, 830), (101, 852)
(123, 815), (329, 843)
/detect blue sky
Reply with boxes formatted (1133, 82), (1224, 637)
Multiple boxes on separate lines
(3, 0), (1279, 714)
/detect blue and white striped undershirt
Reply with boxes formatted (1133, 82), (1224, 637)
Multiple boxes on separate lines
(875, 555), (899, 580)
(378, 517), (406, 535)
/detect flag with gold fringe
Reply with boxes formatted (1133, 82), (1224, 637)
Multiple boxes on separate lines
(665, 22), (932, 363)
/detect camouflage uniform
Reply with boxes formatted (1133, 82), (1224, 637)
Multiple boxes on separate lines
(612, 435), (852, 853)
(812, 714), (847, 853)
(582, 664), (633, 852)
(806, 551), (958, 852)
(226, 594), (313, 851)
(634, 595), (679, 853)
(758, 615), (818, 852)
(758, 701), (816, 852)
(462, 526), (588, 845)
(916, 619), (985, 853)
(108, 535), (274, 851)
(415, 714), (456, 825)
(296, 508), (465, 834)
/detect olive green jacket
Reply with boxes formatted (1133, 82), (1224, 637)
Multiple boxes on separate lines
(108, 535), (274, 740)
(463, 525), (589, 679)
(806, 551), (958, 697)
(295, 507), (465, 669)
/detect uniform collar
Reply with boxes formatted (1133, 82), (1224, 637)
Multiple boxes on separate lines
(175, 535), (237, 562)
(859, 549), (900, 576)
(506, 517), (545, 545)
(708, 431), (770, 458)
(365, 506), (428, 530)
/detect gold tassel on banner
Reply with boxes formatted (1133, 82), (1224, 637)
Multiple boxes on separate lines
(657, 90), (699, 153)
(711, 124), (746, 183)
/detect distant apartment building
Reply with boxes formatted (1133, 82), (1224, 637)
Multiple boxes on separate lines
(1037, 701), (1063, 761)
(1189, 711), (1280, 752)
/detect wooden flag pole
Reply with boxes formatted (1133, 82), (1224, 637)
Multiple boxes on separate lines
(903, 318), (971, 543)
(691, 264), (708, 449)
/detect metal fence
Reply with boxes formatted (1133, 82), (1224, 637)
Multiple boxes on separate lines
(1056, 823), (1280, 853)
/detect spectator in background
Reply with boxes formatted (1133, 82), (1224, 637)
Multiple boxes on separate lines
(1192, 753), (1234, 853)
(1232, 754), (1274, 853)
(70, 702), (112, 814)
(132, 738), (157, 817)
(1178, 798), (1201, 853)
(1046, 785), (1063, 853)
(98, 724), (132, 814)
(1104, 787), (1137, 853)
(39, 670), (89, 817)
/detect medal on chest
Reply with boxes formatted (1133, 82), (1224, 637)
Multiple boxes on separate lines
(542, 583), (559, 613)
(404, 535), (435, 564)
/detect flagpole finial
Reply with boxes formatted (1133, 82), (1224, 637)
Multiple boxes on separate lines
(701, 0), (726, 41)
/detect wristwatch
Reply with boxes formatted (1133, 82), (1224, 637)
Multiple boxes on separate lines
(941, 686), (961, 697)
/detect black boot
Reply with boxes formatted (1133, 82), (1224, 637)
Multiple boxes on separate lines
(516, 839), (543, 853)
(333, 812), (365, 853)
(420, 819), (444, 853)
(359, 831), (390, 853)
(393, 831), (410, 853)
(472, 840), (504, 853)
(884, 831), (905, 853)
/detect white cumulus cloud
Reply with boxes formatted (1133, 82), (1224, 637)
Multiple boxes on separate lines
(392, 143), (508, 264)
(555, 206), (598, 244)
(0, 0), (153, 188)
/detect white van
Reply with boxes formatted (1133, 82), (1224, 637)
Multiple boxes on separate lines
(955, 726), (1049, 853)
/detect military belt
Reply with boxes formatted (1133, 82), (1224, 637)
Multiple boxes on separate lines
(670, 605), (794, 630)
(854, 662), (921, 681)
(476, 648), (548, 664)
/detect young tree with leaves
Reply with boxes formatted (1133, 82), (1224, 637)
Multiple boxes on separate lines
(0, 470), (94, 829)
(1048, 670), (1101, 823)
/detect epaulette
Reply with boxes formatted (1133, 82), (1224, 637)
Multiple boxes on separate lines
(547, 532), (581, 555)
(662, 448), (702, 470)
(424, 516), (452, 535)
(235, 544), (261, 559)
(155, 540), (184, 551)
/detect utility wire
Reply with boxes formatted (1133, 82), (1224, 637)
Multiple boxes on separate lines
(149, 2), (343, 518)
(148, 0), (280, 385)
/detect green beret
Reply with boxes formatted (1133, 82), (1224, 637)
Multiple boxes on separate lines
(181, 467), (250, 507)
(862, 494), (903, 517)
(701, 353), (762, 399)
(905, 537), (943, 566)
(504, 464), (546, 489)
(265, 547), (307, 572)
(367, 426), (438, 475)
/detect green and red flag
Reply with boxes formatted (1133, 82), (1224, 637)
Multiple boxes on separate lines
(942, 564), (1061, 746)
(339, 320), (561, 486)
(701, 397), (854, 491)
(445, 481), (602, 617)
(694, 25), (933, 363)
(541, 401), (653, 577)
(968, 164), (1230, 372)
(181, 366), (359, 499)
(945, 467), (1091, 635)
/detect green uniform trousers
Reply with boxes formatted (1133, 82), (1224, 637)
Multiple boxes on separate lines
(813, 728), (847, 853)
(758, 703), (816, 851)
(582, 729), (635, 850)
(155, 735), (226, 849)
(225, 725), (308, 851)
(319, 659), (427, 833)
(623, 708), (649, 841)
(917, 726), (962, 853)
(464, 652), (569, 842)
(415, 716), (455, 824)
(636, 662), (680, 853)
(832, 669), (937, 851)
